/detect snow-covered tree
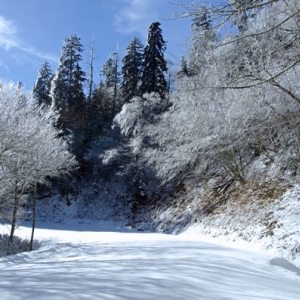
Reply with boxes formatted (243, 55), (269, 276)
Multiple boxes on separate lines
(188, 8), (217, 74)
(27, 106), (77, 251)
(121, 37), (144, 103)
(0, 81), (76, 254)
(115, 92), (170, 139)
(140, 22), (168, 98)
(101, 52), (119, 88)
(100, 53), (121, 119)
(128, 0), (300, 187)
(229, 0), (264, 33)
(111, 92), (171, 204)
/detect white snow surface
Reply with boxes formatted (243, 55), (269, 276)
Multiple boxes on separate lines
(0, 221), (300, 299)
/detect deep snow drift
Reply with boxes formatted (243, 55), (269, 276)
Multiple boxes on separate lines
(0, 222), (299, 300)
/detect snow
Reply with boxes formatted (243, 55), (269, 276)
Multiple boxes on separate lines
(0, 222), (299, 299)
(177, 183), (300, 270)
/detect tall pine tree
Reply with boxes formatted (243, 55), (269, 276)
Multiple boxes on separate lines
(33, 61), (54, 107)
(50, 34), (86, 164)
(51, 34), (86, 132)
(140, 22), (168, 98)
(100, 52), (120, 118)
(121, 37), (144, 103)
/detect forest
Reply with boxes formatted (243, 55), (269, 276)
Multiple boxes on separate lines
(1, 0), (300, 254)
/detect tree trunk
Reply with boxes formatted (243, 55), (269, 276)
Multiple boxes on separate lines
(7, 181), (20, 255)
(30, 180), (37, 251)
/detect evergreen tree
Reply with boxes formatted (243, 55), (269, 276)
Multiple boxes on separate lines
(50, 34), (86, 164)
(140, 22), (168, 98)
(178, 56), (189, 78)
(91, 81), (112, 122)
(121, 37), (144, 103)
(101, 53), (119, 88)
(51, 34), (86, 131)
(100, 53), (120, 118)
(32, 62), (53, 107)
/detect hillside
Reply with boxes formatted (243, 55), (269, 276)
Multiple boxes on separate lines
(33, 154), (300, 271)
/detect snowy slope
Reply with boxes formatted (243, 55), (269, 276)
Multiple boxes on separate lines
(140, 175), (300, 271)
(0, 222), (299, 300)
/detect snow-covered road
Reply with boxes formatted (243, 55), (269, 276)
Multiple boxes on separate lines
(0, 222), (299, 299)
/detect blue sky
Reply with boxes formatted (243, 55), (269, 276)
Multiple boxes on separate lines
(0, 0), (218, 90)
